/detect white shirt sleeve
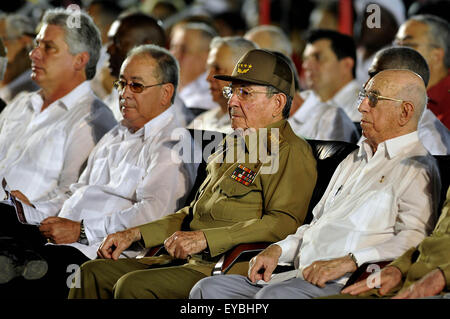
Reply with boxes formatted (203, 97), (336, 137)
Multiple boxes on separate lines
(82, 143), (193, 244)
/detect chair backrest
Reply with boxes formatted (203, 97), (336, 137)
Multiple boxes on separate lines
(304, 139), (359, 224)
(433, 155), (450, 215)
(183, 129), (225, 207)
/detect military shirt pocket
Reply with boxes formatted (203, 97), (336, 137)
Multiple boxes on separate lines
(210, 176), (262, 222)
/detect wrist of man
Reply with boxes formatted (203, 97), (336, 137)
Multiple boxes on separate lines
(77, 219), (89, 245)
(347, 253), (358, 270)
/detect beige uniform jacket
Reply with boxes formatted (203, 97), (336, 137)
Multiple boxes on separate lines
(137, 120), (317, 268)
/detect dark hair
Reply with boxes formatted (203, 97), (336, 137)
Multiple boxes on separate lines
(306, 29), (357, 77)
(118, 12), (166, 48)
(370, 46), (430, 86)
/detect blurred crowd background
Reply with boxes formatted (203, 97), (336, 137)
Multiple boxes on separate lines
(0, 0), (448, 95)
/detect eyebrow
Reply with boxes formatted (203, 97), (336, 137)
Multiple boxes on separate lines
(119, 75), (145, 82)
(35, 38), (56, 46)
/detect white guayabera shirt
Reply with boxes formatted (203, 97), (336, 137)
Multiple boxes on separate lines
(0, 81), (117, 202)
(288, 90), (359, 143)
(276, 131), (440, 285)
(24, 106), (199, 259)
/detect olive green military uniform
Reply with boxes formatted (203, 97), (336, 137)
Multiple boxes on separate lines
(388, 186), (450, 294)
(69, 120), (317, 299)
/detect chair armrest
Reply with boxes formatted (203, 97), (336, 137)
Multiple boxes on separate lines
(136, 245), (166, 258)
(212, 242), (271, 275)
(342, 261), (392, 290)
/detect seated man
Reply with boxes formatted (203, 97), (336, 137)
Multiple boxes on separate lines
(104, 12), (193, 127)
(190, 69), (440, 299)
(288, 29), (360, 143)
(0, 13), (39, 104)
(395, 15), (450, 129)
(0, 44), (197, 298)
(68, 49), (318, 299)
(0, 8), (116, 220)
(366, 46), (450, 155)
(170, 22), (219, 116)
(188, 36), (256, 134)
(341, 186), (450, 299)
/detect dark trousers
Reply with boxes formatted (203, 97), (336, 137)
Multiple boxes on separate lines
(0, 203), (90, 299)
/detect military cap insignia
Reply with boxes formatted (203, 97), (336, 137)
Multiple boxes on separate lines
(231, 164), (257, 186)
(237, 63), (252, 74)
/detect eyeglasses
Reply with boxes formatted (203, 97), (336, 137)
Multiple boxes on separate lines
(222, 85), (268, 100)
(113, 80), (167, 93)
(358, 89), (404, 108)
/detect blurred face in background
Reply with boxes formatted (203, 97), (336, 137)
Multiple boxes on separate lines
(206, 43), (234, 111)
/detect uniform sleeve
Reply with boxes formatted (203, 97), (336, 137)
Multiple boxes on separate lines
(203, 141), (317, 257)
(139, 205), (191, 248)
(388, 246), (417, 276)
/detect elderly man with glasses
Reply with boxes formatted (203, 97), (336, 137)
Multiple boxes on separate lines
(190, 69), (440, 299)
(68, 49), (318, 299)
(0, 44), (197, 299)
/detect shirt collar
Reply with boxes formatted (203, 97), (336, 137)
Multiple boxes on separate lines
(143, 105), (175, 140)
(30, 81), (92, 112)
(118, 104), (175, 140)
(358, 131), (420, 159)
(329, 79), (360, 106)
(292, 90), (322, 123)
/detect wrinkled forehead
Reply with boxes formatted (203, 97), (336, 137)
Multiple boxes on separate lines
(365, 74), (399, 95)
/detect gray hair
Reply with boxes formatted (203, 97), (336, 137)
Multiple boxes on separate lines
(42, 8), (102, 80)
(127, 44), (180, 104)
(409, 14), (450, 68)
(179, 22), (218, 51)
(1, 13), (36, 39)
(244, 25), (293, 56)
(210, 36), (258, 66)
(266, 85), (292, 119)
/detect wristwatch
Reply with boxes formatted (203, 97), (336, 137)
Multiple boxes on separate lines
(77, 219), (89, 245)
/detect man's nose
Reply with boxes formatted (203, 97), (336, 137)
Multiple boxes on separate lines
(358, 96), (370, 113)
(29, 45), (41, 61)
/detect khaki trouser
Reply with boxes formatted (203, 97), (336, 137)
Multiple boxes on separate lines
(68, 255), (216, 299)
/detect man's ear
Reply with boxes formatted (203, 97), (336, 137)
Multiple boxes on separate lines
(339, 57), (355, 75)
(161, 82), (175, 106)
(73, 51), (90, 72)
(430, 47), (445, 68)
(399, 101), (415, 126)
(272, 93), (287, 118)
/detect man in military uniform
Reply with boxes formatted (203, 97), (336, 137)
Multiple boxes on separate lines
(68, 49), (318, 299)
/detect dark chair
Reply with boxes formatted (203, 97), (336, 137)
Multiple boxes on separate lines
(213, 139), (359, 275)
(342, 154), (450, 290)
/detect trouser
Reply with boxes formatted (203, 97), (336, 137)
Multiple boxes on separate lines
(68, 257), (209, 299)
(189, 274), (344, 299)
(0, 204), (90, 298)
